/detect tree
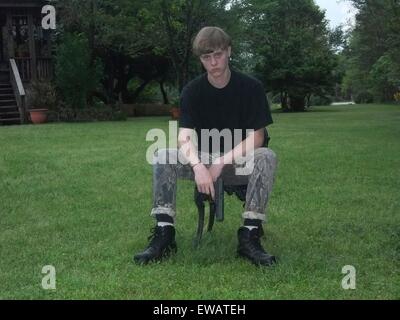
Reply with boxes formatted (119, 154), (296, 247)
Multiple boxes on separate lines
(155, 0), (233, 92)
(342, 0), (400, 102)
(52, 0), (236, 103)
(55, 33), (103, 110)
(239, 0), (337, 111)
(52, 0), (172, 104)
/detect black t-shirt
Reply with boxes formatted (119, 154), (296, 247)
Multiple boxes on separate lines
(179, 69), (273, 154)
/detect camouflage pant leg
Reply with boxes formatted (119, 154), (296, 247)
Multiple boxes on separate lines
(150, 148), (195, 221)
(150, 147), (277, 223)
(241, 148), (278, 222)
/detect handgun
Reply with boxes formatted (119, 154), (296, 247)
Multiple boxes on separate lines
(214, 177), (224, 222)
(194, 176), (224, 245)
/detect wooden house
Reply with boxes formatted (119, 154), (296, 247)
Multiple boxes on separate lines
(0, 0), (54, 124)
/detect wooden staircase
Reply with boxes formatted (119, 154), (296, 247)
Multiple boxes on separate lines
(0, 65), (22, 125)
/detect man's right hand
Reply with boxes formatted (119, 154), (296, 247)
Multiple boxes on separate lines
(193, 163), (215, 200)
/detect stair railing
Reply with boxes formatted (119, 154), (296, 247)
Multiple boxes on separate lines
(9, 59), (26, 124)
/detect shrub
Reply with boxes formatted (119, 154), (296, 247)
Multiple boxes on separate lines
(271, 93), (282, 104)
(355, 91), (374, 104)
(55, 33), (103, 110)
(127, 79), (161, 103)
(309, 95), (333, 106)
(57, 102), (127, 122)
(29, 80), (57, 110)
(111, 110), (128, 121)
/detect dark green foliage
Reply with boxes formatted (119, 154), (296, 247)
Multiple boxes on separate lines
(309, 95), (333, 107)
(355, 91), (374, 104)
(29, 80), (58, 110)
(239, 0), (337, 111)
(57, 101), (127, 122)
(53, 0), (234, 103)
(342, 0), (400, 102)
(50, 0), (399, 109)
(55, 33), (103, 110)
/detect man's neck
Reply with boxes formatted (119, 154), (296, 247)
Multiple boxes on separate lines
(207, 68), (231, 89)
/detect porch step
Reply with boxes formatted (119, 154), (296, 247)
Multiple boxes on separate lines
(0, 105), (18, 109)
(0, 99), (17, 104)
(1, 111), (20, 116)
(0, 79), (22, 125)
(0, 110), (21, 124)
(0, 94), (14, 98)
(0, 70), (10, 82)
(0, 99), (15, 102)
(0, 117), (21, 121)
(0, 117), (22, 124)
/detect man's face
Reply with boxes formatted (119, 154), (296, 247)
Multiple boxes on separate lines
(199, 47), (231, 77)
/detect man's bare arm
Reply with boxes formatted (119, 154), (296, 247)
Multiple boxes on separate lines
(178, 127), (216, 199)
(177, 128), (201, 166)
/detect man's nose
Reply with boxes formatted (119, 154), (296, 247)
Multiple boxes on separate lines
(210, 56), (217, 65)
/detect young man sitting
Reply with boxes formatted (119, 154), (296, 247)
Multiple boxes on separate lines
(134, 26), (278, 267)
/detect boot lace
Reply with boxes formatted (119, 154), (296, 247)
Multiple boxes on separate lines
(147, 226), (166, 250)
(250, 230), (266, 254)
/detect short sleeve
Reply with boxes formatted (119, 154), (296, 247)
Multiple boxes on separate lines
(244, 81), (273, 130)
(178, 86), (196, 129)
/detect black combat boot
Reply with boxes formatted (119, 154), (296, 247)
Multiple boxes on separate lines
(237, 227), (276, 266)
(134, 225), (177, 265)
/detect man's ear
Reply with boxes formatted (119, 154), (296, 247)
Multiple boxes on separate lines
(227, 46), (232, 57)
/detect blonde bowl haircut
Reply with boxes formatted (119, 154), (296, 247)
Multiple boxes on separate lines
(192, 26), (232, 57)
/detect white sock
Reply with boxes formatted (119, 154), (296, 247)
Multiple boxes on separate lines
(244, 226), (258, 231)
(157, 222), (174, 227)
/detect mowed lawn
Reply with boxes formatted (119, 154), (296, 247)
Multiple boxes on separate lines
(0, 104), (399, 299)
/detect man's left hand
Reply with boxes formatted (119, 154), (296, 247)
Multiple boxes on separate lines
(208, 157), (225, 182)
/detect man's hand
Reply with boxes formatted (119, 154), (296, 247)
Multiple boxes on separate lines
(193, 163), (215, 200)
(208, 158), (225, 182)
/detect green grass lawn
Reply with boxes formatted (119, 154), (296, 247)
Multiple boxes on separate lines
(0, 104), (399, 299)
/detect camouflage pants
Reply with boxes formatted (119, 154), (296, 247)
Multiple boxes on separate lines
(150, 148), (278, 223)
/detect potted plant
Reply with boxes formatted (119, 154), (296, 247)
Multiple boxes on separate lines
(29, 80), (57, 124)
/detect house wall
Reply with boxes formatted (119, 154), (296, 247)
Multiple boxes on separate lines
(0, 5), (53, 81)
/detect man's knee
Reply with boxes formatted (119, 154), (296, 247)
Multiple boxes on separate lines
(254, 148), (277, 168)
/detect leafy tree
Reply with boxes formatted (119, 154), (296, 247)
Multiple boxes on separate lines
(343, 0), (400, 102)
(52, 0), (236, 102)
(55, 33), (103, 110)
(52, 0), (169, 104)
(154, 0), (234, 91)
(239, 0), (337, 111)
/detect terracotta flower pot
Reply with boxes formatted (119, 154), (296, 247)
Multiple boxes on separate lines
(29, 109), (48, 124)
